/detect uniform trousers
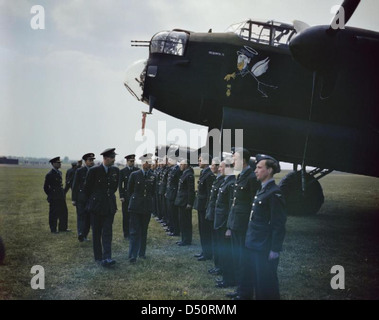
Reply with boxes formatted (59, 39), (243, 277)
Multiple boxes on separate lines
(166, 198), (180, 235)
(210, 222), (220, 268)
(155, 193), (162, 220)
(91, 213), (115, 261)
(231, 229), (249, 293)
(48, 199), (68, 232)
(121, 201), (130, 238)
(215, 227), (235, 285)
(159, 194), (168, 222)
(178, 206), (192, 244)
(197, 209), (213, 258)
(76, 200), (90, 238)
(239, 250), (280, 300)
(129, 212), (151, 259)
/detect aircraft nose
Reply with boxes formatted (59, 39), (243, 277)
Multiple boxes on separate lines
(124, 59), (147, 101)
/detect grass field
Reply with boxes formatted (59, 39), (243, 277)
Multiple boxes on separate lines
(0, 165), (378, 300)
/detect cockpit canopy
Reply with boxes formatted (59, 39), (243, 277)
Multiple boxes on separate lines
(227, 20), (296, 48)
(150, 30), (189, 56)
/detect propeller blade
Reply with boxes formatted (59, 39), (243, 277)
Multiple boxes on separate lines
(328, 0), (360, 33)
(293, 20), (311, 33)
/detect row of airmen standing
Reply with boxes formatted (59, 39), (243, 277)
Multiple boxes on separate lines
(43, 147), (286, 299)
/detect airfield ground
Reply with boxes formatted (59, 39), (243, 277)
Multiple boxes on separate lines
(0, 166), (378, 300)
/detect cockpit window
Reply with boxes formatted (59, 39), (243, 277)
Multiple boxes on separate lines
(227, 20), (296, 47)
(150, 31), (189, 56)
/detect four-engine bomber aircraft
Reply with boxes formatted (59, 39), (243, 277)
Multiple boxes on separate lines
(124, 0), (379, 215)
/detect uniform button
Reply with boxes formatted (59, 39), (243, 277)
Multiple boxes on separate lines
(253, 203), (255, 206)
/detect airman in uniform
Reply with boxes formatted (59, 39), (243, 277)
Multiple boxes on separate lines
(127, 153), (156, 263)
(239, 154), (286, 300)
(64, 162), (78, 194)
(214, 158), (236, 288)
(153, 158), (163, 221)
(205, 157), (223, 274)
(158, 157), (169, 228)
(165, 155), (182, 236)
(43, 157), (70, 233)
(72, 153), (96, 242)
(226, 148), (260, 298)
(84, 148), (119, 267)
(174, 159), (195, 246)
(194, 153), (215, 261)
(119, 154), (139, 239)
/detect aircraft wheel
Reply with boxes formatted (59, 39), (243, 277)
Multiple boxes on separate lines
(279, 171), (324, 216)
(0, 236), (5, 265)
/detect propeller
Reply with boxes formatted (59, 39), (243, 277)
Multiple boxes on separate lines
(328, 0), (360, 35)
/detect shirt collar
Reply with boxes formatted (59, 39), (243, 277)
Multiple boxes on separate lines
(240, 165), (250, 176)
(261, 178), (275, 190)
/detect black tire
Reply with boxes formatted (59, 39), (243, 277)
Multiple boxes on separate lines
(0, 236), (5, 265)
(279, 171), (324, 216)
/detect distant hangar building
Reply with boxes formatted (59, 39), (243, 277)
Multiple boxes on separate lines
(0, 157), (19, 165)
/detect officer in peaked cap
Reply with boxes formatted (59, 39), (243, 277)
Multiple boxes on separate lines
(83, 153), (95, 161)
(72, 153), (95, 242)
(127, 152), (156, 262)
(49, 156), (61, 164)
(125, 154), (136, 161)
(100, 148), (117, 158)
(43, 157), (70, 233)
(84, 148), (119, 267)
(239, 154), (286, 300)
(139, 153), (153, 163)
(119, 154), (139, 239)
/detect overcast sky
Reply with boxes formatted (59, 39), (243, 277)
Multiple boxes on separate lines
(1, 0), (378, 163)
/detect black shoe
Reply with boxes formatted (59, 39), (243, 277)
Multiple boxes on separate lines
(194, 253), (203, 258)
(129, 258), (136, 263)
(51, 230), (59, 234)
(178, 242), (190, 246)
(226, 291), (239, 298)
(78, 234), (84, 242)
(216, 281), (234, 288)
(197, 256), (208, 261)
(101, 259), (116, 267)
(208, 267), (221, 274)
